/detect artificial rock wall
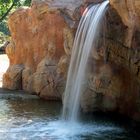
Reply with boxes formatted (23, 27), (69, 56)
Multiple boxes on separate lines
(3, 0), (140, 121)
(3, 0), (78, 100)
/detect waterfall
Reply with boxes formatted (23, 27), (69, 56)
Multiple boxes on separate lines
(62, 0), (109, 122)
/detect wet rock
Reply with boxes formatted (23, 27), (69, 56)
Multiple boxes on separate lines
(81, 89), (100, 112)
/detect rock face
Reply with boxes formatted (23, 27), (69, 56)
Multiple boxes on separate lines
(3, 65), (24, 89)
(3, 0), (140, 121)
(110, 0), (140, 28)
(80, 4), (140, 121)
(3, 0), (75, 99)
(110, 0), (140, 47)
(3, 0), (103, 96)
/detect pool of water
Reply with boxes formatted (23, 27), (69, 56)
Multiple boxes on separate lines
(0, 90), (140, 140)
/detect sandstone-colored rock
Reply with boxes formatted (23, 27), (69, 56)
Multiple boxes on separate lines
(56, 55), (69, 77)
(22, 68), (32, 91)
(81, 63), (121, 112)
(63, 28), (74, 56)
(86, 63), (118, 112)
(26, 56), (69, 100)
(110, 0), (136, 27)
(27, 58), (56, 94)
(3, 65), (24, 90)
(3, 0), (75, 93)
(39, 86), (61, 100)
(32, 0), (84, 28)
(110, 0), (140, 47)
(3, 0), (140, 121)
(7, 3), (74, 71)
(110, 0), (140, 28)
(6, 41), (15, 65)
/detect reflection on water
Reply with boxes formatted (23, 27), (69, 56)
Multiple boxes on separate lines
(0, 91), (139, 140)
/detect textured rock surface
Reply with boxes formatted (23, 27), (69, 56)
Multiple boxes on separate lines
(3, 65), (24, 90)
(110, 0), (140, 28)
(3, 0), (74, 99)
(3, 0), (140, 121)
(110, 0), (140, 47)
(80, 5), (140, 121)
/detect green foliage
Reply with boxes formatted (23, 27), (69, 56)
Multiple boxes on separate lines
(0, 0), (31, 45)
(0, 20), (10, 35)
(0, 0), (16, 18)
(23, 0), (32, 6)
(0, 20), (10, 45)
(0, 31), (9, 46)
(0, 0), (31, 22)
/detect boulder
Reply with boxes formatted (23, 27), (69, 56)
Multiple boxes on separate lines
(3, 65), (24, 90)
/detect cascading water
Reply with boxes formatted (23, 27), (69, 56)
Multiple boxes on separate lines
(62, 0), (109, 121)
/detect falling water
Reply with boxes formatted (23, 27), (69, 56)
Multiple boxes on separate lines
(62, 1), (109, 121)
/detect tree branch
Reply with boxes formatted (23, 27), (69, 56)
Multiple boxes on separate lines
(0, 0), (16, 22)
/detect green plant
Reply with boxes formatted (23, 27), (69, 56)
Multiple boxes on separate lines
(0, 0), (31, 46)
(0, 20), (10, 35)
(0, 0), (31, 22)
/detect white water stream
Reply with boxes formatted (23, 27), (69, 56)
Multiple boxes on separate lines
(62, 1), (109, 121)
